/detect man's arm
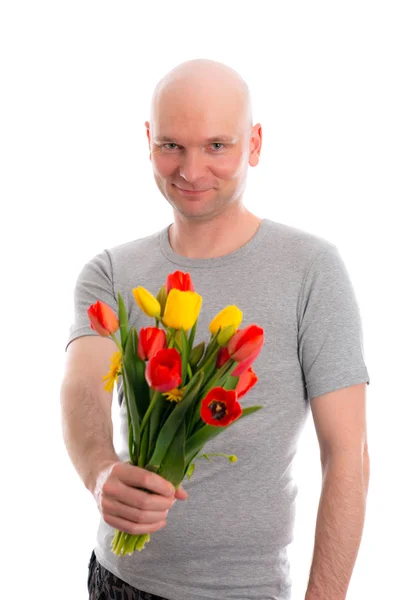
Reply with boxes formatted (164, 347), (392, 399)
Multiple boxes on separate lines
(305, 383), (370, 600)
(60, 336), (121, 495)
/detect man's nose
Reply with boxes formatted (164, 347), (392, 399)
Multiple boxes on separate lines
(179, 150), (208, 183)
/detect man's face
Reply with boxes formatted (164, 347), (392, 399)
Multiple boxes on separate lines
(145, 86), (261, 221)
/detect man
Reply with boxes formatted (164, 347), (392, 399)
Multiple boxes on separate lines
(61, 59), (370, 600)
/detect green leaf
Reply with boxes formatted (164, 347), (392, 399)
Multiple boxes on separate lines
(180, 327), (190, 386)
(146, 370), (204, 469)
(133, 327), (139, 355)
(239, 405), (264, 418)
(117, 293), (129, 351)
(188, 319), (197, 350)
(128, 420), (134, 464)
(132, 355), (150, 423)
(157, 418), (186, 487)
(184, 405), (264, 466)
(123, 326), (150, 424)
(224, 374), (239, 391)
(138, 420), (150, 468)
(189, 341), (205, 369)
(199, 359), (237, 399)
(147, 392), (170, 459)
(196, 330), (219, 369)
(121, 358), (141, 459)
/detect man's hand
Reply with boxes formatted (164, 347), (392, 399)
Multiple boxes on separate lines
(92, 460), (188, 535)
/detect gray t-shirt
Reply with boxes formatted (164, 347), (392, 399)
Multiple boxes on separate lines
(65, 217), (370, 600)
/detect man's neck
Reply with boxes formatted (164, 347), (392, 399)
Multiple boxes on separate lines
(168, 207), (263, 259)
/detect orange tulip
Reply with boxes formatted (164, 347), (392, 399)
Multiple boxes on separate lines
(235, 367), (258, 399)
(88, 301), (119, 336)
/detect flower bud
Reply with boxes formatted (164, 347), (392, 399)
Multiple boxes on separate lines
(163, 289), (202, 331)
(209, 305), (242, 335)
(133, 286), (161, 318)
(156, 284), (168, 317)
(189, 341), (205, 367)
(217, 324), (236, 346)
(88, 301), (119, 337)
(166, 270), (195, 294)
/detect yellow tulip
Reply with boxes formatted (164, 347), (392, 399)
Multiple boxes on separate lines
(162, 289), (202, 331)
(132, 286), (161, 318)
(209, 305), (243, 335)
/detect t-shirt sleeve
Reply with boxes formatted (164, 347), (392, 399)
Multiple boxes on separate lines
(297, 244), (370, 402)
(65, 249), (119, 352)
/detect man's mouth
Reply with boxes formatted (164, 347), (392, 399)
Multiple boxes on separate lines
(173, 184), (211, 196)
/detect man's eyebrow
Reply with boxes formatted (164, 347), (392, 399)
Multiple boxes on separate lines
(153, 135), (238, 143)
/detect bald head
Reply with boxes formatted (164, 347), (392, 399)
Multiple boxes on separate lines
(146, 60), (261, 221)
(150, 59), (253, 131)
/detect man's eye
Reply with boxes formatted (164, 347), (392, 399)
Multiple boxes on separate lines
(211, 143), (224, 150)
(163, 143), (179, 150)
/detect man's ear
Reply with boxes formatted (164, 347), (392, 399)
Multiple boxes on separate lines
(249, 123), (262, 167)
(145, 121), (151, 158)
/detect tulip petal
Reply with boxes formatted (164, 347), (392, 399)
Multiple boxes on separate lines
(209, 305), (243, 335)
(163, 289), (202, 331)
(87, 301), (119, 336)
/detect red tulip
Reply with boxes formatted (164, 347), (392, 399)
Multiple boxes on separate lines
(88, 301), (119, 337)
(227, 324), (264, 363)
(200, 387), (242, 427)
(145, 348), (182, 392)
(216, 325), (264, 377)
(137, 327), (167, 361)
(235, 367), (258, 399)
(165, 270), (195, 294)
(216, 345), (257, 377)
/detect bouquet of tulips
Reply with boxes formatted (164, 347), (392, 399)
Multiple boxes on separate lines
(87, 270), (264, 556)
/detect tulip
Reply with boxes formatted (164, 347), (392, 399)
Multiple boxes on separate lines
(133, 286), (161, 318)
(88, 301), (119, 336)
(227, 324), (264, 363)
(162, 288), (202, 331)
(189, 341), (205, 368)
(137, 327), (167, 361)
(235, 367), (258, 399)
(156, 285), (168, 317)
(232, 355), (258, 377)
(145, 348), (182, 392)
(166, 270), (195, 294)
(200, 387), (242, 427)
(209, 305), (243, 335)
(216, 325), (264, 377)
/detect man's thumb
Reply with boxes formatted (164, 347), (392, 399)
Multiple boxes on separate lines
(175, 485), (189, 500)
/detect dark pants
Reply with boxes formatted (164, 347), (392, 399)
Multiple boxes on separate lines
(88, 549), (168, 600)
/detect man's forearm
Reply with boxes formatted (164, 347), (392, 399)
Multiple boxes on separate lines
(60, 377), (120, 495)
(305, 453), (370, 600)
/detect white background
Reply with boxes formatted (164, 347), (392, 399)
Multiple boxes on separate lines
(1, 1), (399, 599)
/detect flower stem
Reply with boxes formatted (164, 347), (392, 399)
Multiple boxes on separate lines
(140, 390), (161, 436)
(110, 333), (123, 352)
(115, 531), (126, 555)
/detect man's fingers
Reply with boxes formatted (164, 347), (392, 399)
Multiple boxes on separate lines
(103, 498), (169, 524)
(104, 512), (167, 536)
(117, 463), (175, 497)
